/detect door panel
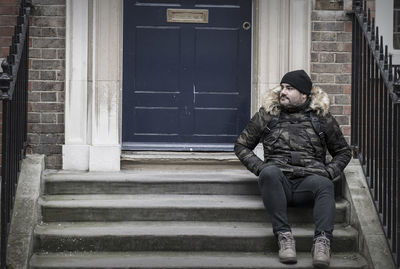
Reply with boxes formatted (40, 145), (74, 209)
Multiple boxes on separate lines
(135, 27), (181, 92)
(122, 0), (251, 150)
(194, 108), (238, 135)
(195, 28), (239, 92)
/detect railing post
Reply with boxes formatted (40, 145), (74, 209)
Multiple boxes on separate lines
(0, 62), (12, 100)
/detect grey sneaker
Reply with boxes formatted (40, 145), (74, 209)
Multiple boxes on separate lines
(277, 231), (297, 264)
(312, 234), (331, 268)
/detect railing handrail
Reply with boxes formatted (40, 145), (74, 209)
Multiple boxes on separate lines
(0, 0), (31, 100)
(353, 0), (400, 103)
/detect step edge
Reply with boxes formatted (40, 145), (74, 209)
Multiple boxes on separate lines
(29, 251), (368, 268)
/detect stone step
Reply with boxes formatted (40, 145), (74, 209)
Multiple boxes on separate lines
(33, 221), (358, 253)
(40, 194), (349, 223)
(30, 251), (368, 269)
(43, 170), (258, 195)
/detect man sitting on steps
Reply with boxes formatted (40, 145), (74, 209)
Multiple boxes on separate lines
(234, 70), (352, 268)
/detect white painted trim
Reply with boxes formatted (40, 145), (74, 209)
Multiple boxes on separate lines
(376, 0), (400, 64)
(89, 0), (122, 171)
(252, 0), (311, 111)
(250, 0), (258, 115)
(63, 0), (90, 170)
(289, 0), (311, 72)
(89, 145), (121, 171)
(63, 0), (122, 171)
(62, 145), (89, 170)
(64, 0), (88, 144)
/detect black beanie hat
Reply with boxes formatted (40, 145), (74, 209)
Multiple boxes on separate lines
(280, 70), (312, 95)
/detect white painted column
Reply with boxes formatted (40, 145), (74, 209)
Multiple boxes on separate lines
(253, 0), (311, 112)
(63, 0), (90, 170)
(253, 0), (290, 112)
(289, 0), (311, 72)
(89, 0), (122, 171)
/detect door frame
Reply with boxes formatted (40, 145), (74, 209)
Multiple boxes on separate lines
(63, 0), (311, 170)
(121, 0), (253, 152)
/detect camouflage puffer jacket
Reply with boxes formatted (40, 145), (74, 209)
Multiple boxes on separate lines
(234, 86), (352, 180)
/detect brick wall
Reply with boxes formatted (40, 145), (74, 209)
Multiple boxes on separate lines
(0, 0), (20, 168)
(0, 0), (19, 62)
(28, 0), (65, 168)
(311, 9), (353, 143)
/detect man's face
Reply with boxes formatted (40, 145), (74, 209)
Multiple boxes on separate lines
(279, 83), (308, 107)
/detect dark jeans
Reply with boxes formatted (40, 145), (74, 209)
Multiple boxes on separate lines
(258, 165), (335, 241)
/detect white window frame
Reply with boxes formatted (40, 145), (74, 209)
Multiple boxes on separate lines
(376, 0), (400, 64)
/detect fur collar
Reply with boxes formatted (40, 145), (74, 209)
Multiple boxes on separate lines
(262, 85), (330, 116)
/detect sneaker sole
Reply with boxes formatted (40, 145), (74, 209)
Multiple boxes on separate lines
(279, 257), (297, 264)
(313, 260), (329, 269)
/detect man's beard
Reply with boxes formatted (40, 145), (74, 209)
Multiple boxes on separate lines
(280, 96), (310, 112)
(279, 96), (297, 108)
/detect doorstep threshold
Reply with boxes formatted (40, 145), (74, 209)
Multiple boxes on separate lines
(121, 151), (239, 163)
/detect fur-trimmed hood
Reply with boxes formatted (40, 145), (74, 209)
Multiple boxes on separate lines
(262, 85), (330, 116)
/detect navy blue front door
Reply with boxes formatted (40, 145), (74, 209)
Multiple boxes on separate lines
(122, 0), (251, 151)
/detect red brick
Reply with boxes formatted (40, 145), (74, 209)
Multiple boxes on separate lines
(329, 105), (344, 115)
(320, 53), (335, 63)
(0, 16), (17, 26)
(344, 84), (352, 94)
(31, 17), (65, 28)
(343, 105), (352, 115)
(314, 22), (344, 31)
(312, 11), (349, 22)
(322, 85), (344, 94)
(337, 33), (352, 42)
(0, 26), (13, 36)
(335, 74), (351, 84)
(0, 37), (11, 47)
(312, 42), (338, 52)
(343, 64), (352, 73)
(0, 0), (19, 5)
(312, 63), (342, 73)
(0, 6), (18, 15)
(335, 95), (351, 105)
(311, 52), (319, 62)
(337, 42), (352, 52)
(344, 21), (352, 32)
(335, 115), (350, 125)
(345, 43), (352, 52)
(342, 126), (351, 136)
(318, 74), (335, 83)
(0, 47), (9, 57)
(312, 32), (336, 41)
(335, 53), (352, 63)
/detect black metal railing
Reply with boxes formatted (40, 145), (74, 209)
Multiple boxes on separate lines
(0, 1), (31, 268)
(352, 1), (400, 267)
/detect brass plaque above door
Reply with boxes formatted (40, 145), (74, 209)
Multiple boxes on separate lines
(167, 9), (209, 24)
